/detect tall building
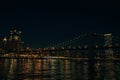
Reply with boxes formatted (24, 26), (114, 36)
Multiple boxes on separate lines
(9, 28), (22, 52)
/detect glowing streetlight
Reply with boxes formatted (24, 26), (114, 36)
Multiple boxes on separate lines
(3, 36), (7, 43)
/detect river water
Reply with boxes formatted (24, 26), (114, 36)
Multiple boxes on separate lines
(0, 58), (120, 80)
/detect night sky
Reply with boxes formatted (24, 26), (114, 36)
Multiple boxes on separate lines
(0, 0), (119, 48)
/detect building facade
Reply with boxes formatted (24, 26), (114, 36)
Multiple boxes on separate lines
(9, 29), (22, 52)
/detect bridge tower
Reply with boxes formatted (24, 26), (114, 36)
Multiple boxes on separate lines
(88, 33), (95, 80)
(104, 33), (113, 59)
(88, 33), (94, 59)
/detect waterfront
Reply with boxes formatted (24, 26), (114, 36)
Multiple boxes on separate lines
(0, 29), (120, 79)
(0, 56), (120, 80)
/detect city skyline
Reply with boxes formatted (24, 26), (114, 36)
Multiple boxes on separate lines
(0, 28), (119, 49)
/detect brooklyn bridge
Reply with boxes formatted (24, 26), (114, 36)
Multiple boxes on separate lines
(0, 29), (120, 60)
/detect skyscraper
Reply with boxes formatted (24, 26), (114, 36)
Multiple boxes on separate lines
(9, 28), (22, 52)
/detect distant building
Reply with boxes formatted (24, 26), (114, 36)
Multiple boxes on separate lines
(9, 28), (22, 52)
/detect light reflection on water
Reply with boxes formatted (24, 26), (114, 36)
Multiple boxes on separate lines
(0, 58), (120, 80)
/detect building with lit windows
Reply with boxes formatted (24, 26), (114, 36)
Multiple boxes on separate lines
(9, 28), (22, 52)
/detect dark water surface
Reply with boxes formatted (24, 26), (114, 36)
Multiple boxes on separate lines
(0, 58), (120, 80)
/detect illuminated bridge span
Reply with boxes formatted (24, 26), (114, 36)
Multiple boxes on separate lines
(1, 33), (120, 60)
(37, 33), (120, 59)
(43, 33), (120, 50)
(42, 46), (120, 51)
